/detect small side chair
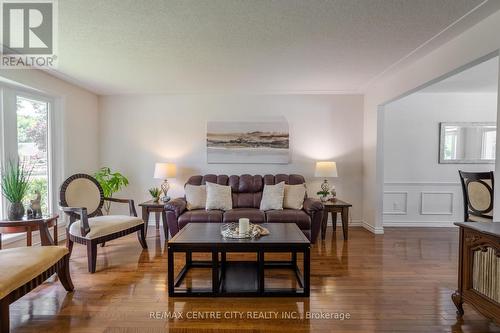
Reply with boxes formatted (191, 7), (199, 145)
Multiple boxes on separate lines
(59, 173), (147, 273)
(458, 170), (494, 222)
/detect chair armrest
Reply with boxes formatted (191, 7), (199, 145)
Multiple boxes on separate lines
(165, 198), (187, 218)
(303, 198), (324, 216)
(104, 197), (137, 217)
(60, 206), (90, 237)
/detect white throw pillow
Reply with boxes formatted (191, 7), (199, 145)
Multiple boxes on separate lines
(283, 184), (306, 210)
(205, 182), (233, 211)
(185, 184), (206, 210)
(260, 182), (285, 211)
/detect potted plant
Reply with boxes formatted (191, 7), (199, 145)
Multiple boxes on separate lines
(149, 187), (161, 202)
(1, 160), (33, 220)
(316, 190), (329, 202)
(94, 167), (129, 215)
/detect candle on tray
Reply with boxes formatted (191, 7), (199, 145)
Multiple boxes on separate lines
(239, 218), (250, 236)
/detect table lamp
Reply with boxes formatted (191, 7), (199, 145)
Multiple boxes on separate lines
(314, 161), (338, 201)
(154, 162), (177, 202)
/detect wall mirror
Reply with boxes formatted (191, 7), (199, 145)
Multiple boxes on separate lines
(439, 122), (496, 164)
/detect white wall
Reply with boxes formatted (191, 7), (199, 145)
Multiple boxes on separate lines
(383, 93), (497, 227)
(363, 9), (500, 233)
(98, 94), (364, 222)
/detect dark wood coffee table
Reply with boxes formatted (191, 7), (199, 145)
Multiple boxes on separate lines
(167, 223), (310, 297)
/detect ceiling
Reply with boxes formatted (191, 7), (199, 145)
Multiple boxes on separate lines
(49, 0), (500, 95)
(421, 56), (499, 93)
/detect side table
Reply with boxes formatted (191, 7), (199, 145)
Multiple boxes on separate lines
(139, 200), (168, 239)
(0, 215), (58, 248)
(321, 199), (352, 240)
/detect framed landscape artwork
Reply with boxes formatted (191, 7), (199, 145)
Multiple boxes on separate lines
(207, 121), (290, 164)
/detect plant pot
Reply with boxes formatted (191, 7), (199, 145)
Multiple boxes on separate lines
(8, 202), (25, 220)
(320, 196), (328, 203)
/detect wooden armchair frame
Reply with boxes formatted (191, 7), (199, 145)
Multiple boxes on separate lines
(60, 174), (147, 273)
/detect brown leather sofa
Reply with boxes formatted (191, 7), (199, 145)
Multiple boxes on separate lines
(165, 174), (324, 243)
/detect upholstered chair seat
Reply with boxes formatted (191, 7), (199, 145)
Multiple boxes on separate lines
(0, 246), (69, 299)
(69, 215), (144, 239)
(0, 245), (73, 333)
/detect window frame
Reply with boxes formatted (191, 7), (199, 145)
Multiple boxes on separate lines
(0, 84), (62, 220)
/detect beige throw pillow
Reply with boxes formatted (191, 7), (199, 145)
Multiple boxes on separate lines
(283, 184), (306, 210)
(259, 182), (285, 211)
(205, 182), (233, 211)
(185, 184), (206, 210)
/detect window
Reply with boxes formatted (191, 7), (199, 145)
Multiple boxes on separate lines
(0, 87), (55, 217)
(481, 129), (496, 160)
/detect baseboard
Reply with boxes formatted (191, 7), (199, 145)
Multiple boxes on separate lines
(383, 221), (458, 228)
(362, 222), (384, 234)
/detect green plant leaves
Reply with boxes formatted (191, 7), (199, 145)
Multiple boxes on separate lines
(1, 159), (33, 203)
(94, 167), (129, 198)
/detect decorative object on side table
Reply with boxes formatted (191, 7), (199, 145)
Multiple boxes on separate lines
(153, 162), (176, 202)
(27, 190), (43, 218)
(315, 161), (338, 202)
(148, 187), (161, 202)
(1, 160), (33, 220)
(94, 167), (129, 215)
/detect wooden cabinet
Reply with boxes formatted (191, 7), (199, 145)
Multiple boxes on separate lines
(453, 222), (500, 323)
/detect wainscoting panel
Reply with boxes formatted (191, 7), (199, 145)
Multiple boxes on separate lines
(383, 182), (463, 227)
(383, 191), (408, 215)
(420, 192), (454, 215)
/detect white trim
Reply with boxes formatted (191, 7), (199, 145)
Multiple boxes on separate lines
(420, 191), (454, 215)
(384, 221), (458, 228)
(362, 221), (384, 234)
(385, 181), (461, 186)
(383, 191), (408, 215)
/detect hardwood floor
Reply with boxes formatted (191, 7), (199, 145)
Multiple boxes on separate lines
(7, 226), (500, 332)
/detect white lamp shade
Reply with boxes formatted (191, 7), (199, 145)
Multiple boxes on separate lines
(154, 163), (177, 179)
(314, 161), (338, 178)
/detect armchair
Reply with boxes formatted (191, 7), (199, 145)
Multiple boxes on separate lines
(59, 174), (147, 273)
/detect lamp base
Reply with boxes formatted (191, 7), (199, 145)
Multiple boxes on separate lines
(321, 179), (330, 192)
(160, 180), (170, 202)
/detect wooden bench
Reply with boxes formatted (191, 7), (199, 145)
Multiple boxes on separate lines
(0, 246), (73, 333)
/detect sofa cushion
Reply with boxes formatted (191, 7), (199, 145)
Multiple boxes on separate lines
(283, 184), (306, 210)
(223, 208), (265, 223)
(260, 182), (285, 211)
(0, 246), (68, 299)
(206, 182), (232, 211)
(178, 210), (223, 228)
(185, 184), (206, 210)
(69, 215), (144, 239)
(265, 209), (311, 230)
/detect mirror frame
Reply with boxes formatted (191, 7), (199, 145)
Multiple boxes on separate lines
(439, 122), (496, 164)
